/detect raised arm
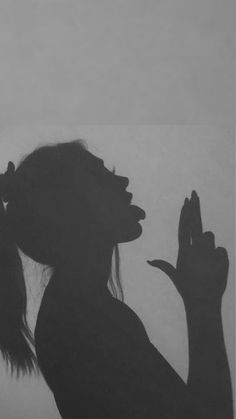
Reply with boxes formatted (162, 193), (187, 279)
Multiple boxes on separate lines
(148, 191), (233, 418)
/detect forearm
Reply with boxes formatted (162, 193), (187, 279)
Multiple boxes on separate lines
(185, 300), (233, 418)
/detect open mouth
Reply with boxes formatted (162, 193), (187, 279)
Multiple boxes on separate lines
(123, 191), (146, 219)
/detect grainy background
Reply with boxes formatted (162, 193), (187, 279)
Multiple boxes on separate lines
(0, 0), (235, 416)
(0, 0), (235, 125)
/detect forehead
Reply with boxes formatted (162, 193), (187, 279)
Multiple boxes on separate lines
(82, 151), (104, 167)
(74, 150), (104, 171)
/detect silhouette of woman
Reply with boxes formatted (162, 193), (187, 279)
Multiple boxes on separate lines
(0, 140), (233, 418)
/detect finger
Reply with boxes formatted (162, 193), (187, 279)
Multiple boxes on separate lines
(190, 190), (203, 244)
(204, 231), (215, 247)
(147, 260), (176, 282)
(215, 246), (228, 257)
(194, 231), (215, 249)
(215, 247), (229, 270)
(192, 232), (215, 251)
(178, 198), (191, 251)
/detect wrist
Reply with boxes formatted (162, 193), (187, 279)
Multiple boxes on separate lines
(184, 298), (222, 318)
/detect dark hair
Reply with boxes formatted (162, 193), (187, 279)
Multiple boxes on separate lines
(0, 199), (38, 376)
(0, 140), (124, 376)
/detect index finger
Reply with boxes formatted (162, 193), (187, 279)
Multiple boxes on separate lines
(190, 190), (203, 244)
(178, 198), (191, 251)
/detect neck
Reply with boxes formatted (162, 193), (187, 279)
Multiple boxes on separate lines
(50, 242), (115, 299)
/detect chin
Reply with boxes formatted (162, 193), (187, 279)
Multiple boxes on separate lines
(116, 222), (143, 243)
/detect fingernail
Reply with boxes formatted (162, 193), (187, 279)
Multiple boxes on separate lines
(192, 190), (197, 198)
(184, 198), (189, 205)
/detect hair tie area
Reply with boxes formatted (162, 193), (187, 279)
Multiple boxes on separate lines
(0, 161), (16, 203)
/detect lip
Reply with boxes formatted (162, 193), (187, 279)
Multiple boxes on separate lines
(125, 192), (133, 203)
(129, 204), (146, 219)
(127, 192), (133, 204)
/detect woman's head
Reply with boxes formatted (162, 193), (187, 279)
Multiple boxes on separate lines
(0, 139), (146, 375)
(6, 140), (145, 267)
(65, 144), (146, 245)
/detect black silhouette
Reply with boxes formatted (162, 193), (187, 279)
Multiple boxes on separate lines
(0, 140), (233, 418)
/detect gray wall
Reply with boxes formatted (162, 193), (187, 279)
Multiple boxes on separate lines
(0, 0), (235, 125)
(0, 0), (235, 416)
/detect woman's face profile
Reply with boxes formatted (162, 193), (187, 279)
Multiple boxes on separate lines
(71, 151), (146, 244)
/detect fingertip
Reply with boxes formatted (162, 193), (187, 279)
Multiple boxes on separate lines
(215, 247), (228, 257)
(192, 190), (199, 200)
(184, 198), (189, 205)
(147, 260), (156, 266)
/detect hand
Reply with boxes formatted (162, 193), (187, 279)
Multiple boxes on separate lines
(147, 191), (229, 306)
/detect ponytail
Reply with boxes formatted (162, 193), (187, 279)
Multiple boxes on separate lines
(0, 163), (38, 376)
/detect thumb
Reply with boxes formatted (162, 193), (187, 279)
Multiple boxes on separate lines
(147, 260), (176, 282)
